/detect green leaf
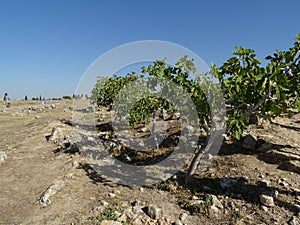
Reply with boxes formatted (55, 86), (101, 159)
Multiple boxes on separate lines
(265, 55), (272, 60)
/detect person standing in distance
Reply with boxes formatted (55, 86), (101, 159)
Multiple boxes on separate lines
(3, 93), (8, 107)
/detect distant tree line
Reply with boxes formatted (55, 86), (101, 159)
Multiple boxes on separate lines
(23, 94), (89, 101)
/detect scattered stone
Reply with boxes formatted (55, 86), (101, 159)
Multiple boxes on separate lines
(63, 173), (73, 180)
(139, 127), (149, 133)
(179, 212), (188, 221)
(157, 217), (171, 225)
(261, 205), (269, 212)
(124, 207), (134, 218)
(107, 193), (116, 198)
(91, 206), (103, 214)
(162, 109), (173, 121)
(208, 195), (223, 217)
(39, 179), (66, 207)
(133, 123), (145, 130)
(132, 203), (144, 214)
(210, 205), (222, 216)
(229, 201), (236, 210)
(0, 152), (8, 163)
(172, 112), (181, 120)
(211, 195), (223, 209)
(278, 178), (289, 187)
(289, 216), (300, 225)
(260, 194), (275, 207)
(145, 205), (163, 220)
(121, 154), (132, 162)
(60, 139), (71, 149)
(113, 189), (121, 195)
(131, 217), (143, 225)
(266, 171), (277, 176)
(87, 136), (95, 142)
(192, 195), (199, 200)
(72, 160), (79, 168)
(46, 127), (64, 143)
(117, 213), (128, 223)
(172, 221), (183, 225)
(99, 200), (109, 207)
(242, 134), (257, 150)
(132, 200), (142, 207)
(272, 190), (279, 198)
(207, 154), (214, 161)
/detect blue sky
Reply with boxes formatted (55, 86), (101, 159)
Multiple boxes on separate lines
(0, 0), (299, 99)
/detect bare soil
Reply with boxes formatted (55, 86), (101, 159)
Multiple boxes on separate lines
(0, 99), (299, 225)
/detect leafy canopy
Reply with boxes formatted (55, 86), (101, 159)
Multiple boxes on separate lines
(91, 35), (300, 140)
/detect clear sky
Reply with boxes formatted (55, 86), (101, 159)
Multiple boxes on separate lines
(0, 0), (299, 99)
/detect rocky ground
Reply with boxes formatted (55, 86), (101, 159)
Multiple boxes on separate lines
(0, 99), (299, 225)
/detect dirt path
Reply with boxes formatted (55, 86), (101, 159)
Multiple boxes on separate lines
(0, 100), (87, 224)
(0, 101), (188, 224)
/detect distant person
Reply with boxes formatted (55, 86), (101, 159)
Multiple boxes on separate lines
(3, 93), (8, 107)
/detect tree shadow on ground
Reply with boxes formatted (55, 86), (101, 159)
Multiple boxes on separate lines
(271, 121), (300, 132)
(51, 131), (300, 216)
(61, 118), (113, 132)
(77, 162), (132, 189)
(218, 141), (298, 156)
(174, 171), (300, 215)
(56, 118), (300, 215)
(218, 140), (300, 174)
(52, 143), (79, 155)
(78, 163), (110, 184)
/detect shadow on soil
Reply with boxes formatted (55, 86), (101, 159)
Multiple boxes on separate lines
(77, 163), (128, 188)
(218, 140), (300, 174)
(56, 118), (300, 216)
(271, 121), (300, 132)
(178, 171), (300, 215)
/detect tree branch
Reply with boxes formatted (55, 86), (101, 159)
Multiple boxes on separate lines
(241, 96), (268, 119)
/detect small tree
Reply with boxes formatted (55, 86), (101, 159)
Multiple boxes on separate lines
(63, 95), (72, 100)
(91, 35), (300, 183)
(213, 34), (300, 140)
(187, 35), (299, 181)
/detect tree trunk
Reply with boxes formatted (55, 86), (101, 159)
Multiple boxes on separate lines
(185, 129), (225, 184)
